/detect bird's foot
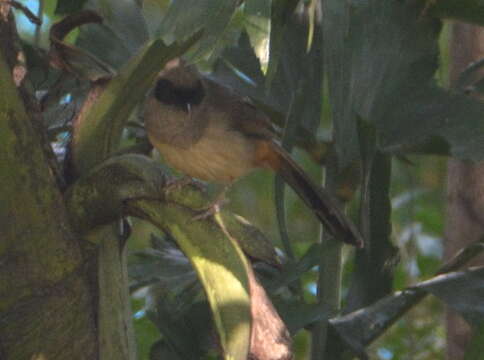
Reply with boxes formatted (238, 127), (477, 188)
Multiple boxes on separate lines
(164, 176), (206, 194)
(191, 188), (230, 221)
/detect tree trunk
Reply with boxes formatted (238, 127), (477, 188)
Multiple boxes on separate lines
(0, 3), (98, 359)
(445, 23), (484, 360)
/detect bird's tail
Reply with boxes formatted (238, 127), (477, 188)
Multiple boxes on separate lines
(257, 141), (363, 248)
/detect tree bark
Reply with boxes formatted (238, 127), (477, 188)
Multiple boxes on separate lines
(445, 22), (484, 360)
(0, 3), (97, 359)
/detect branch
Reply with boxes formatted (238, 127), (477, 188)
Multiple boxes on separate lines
(329, 237), (484, 355)
(65, 154), (291, 359)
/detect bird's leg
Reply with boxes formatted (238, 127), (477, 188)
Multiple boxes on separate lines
(192, 185), (230, 221)
(164, 175), (206, 194)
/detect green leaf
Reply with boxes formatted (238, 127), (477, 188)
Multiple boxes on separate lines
(344, 121), (396, 312)
(415, 266), (484, 327)
(138, 207), (252, 360)
(464, 323), (484, 360)
(55, 0), (89, 14)
(213, 31), (266, 100)
(128, 237), (197, 293)
(275, 300), (330, 335)
(323, 0), (441, 167)
(427, 0), (484, 27)
(49, 10), (116, 80)
(156, 0), (239, 58)
(216, 18), (323, 131)
(266, 0), (299, 88)
(149, 340), (184, 360)
(147, 298), (210, 359)
(142, 0), (171, 36)
(76, 0), (149, 68)
(275, 94), (299, 263)
(244, 0), (270, 66)
(76, 21), (134, 69)
(131, 298), (160, 360)
(329, 240), (484, 350)
(267, 243), (321, 292)
(379, 85), (484, 161)
(97, 0), (149, 53)
(455, 58), (484, 91)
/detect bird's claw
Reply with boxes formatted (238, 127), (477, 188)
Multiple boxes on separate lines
(164, 176), (206, 195)
(191, 197), (229, 221)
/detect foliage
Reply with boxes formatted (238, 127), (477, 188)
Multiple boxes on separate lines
(6, 0), (484, 359)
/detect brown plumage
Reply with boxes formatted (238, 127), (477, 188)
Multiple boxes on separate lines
(143, 62), (363, 247)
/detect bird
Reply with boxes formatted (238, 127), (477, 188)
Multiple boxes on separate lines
(142, 60), (363, 248)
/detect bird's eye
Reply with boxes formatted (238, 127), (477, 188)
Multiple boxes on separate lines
(153, 78), (205, 113)
(154, 79), (175, 103)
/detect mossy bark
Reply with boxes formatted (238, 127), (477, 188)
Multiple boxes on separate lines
(0, 4), (97, 359)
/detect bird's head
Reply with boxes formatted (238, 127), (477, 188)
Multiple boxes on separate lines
(153, 60), (205, 111)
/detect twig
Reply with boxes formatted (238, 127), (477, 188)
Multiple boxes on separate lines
(4, 0), (42, 25)
(34, 0), (43, 46)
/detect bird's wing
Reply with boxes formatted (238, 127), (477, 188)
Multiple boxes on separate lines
(204, 78), (277, 140)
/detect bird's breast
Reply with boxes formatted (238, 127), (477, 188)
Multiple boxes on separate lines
(151, 124), (259, 184)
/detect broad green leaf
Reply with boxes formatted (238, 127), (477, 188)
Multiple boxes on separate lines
(214, 18), (323, 131)
(267, 243), (321, 292)
(76, 21), (134, 69)
(275, 299), (330, 335)
(136, 205), (252, 360)
(470, 77), (484, 94)
(243, 0), (270, 66)
(329, 240), (484, 350)
(275, 94), (299, 263)
(149, 340), (184, 360)
(131, 298), (160, 360)
(97, 0), (149, 53)
(156, 0), (239, 58)
(220, 214), (279, 267)
(266, 0), (299, 88)
(331, 288), (426, 352)
(456, 58), (484, 91)
(427, 0), (484, 26)
(415, 266), (484, 327)
(147, 298), (210, 359)
(129, 241), (197, 293)
(213, 31), (266, 101)
(464, 323), (484, 360)
(55, 0), (89, 14)
(75, 0), (149, 68)
(344, 121), (396, 312)
(379, 85), (484, 160)
(323, 0), (441, 167)
(142, 0), (171, 36)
